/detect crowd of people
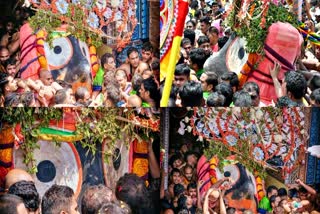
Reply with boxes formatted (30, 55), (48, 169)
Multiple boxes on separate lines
(0, 140), (160, 214)
(160, 0), (320, 107)
(0, 6), (160, 108)
(160, 142), (320, 214)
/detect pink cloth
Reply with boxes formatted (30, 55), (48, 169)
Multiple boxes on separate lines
(19, 23), (40, 80)
(212, 19), (224, 37)
(246, 22), (303, 104)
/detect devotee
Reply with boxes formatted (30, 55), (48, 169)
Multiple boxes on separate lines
(81, 185), (113, 214)
(101, 53), (116, 73)
(199, 71), (218, 100)
(8, 180), (40, 214)
(189, 48), (208, 80)
(197, 36), (212, 56)
(139, 77), (160, 108)
(141, 41), (156, 66)
(119, 47), (150, 81)
(174, 64), (191, 89)
(41, 185), (80, 214)
(0, 194), (29, 214)
(0, 47), (10, 72)
(4, 57), (17, 77)
(4, 168), (34, 191)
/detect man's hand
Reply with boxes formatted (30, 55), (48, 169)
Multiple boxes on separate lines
(270, 61), (281, 79)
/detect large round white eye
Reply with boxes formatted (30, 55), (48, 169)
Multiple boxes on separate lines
(79, 40), (91, 64)
(226, 37), (249, 74)
(44, 37), (73, 70)
(216, 164), (240, 183)
(14, 140), (82, 198)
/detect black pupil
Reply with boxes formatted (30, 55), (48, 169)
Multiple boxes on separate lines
(36, 160), (56, 183)
(54, 46), (62, 54)
(238, 47), (245, 59)
(224, 171), (231, 177)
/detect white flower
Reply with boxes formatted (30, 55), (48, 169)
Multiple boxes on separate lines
(56, 0), (69, 15)
(87, 12), (99, 29)
(186, 126), (192, 133)
(184, 116), (190, 123)
(203, 128), (210, 138)
(178, 127), (185, 135)
(104, 7), (113, 19)
(268, 143), (277, 154)
(115, 11), (122, 21)
(226, 135), (237, 146)
(71, 0), (79, 4)
(95, 0), (106, 10)
(253, 147), (264, 161)
(85, 0), (93, 8)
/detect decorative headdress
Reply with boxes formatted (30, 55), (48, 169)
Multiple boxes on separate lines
(27, 0), (137, 49)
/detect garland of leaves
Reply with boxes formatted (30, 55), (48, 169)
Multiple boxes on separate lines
(0, 108), (158, 174)
(0, 108), (63, 174)
(226, 0), (299, 54)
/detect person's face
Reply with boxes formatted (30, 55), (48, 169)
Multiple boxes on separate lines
(249, 92), (260, 107)
(173, 159), (182, 168)
(69, 196), (80, 214)
(184, 168), (193, 181)
(0, 49), (10, 63)
(116, 75), (127, 90)
(186, 195), (193, 208)
(106, 57), (116, 71)
(16, 203), (29, 214)
(207, 32), (219, 45)
(139, 83), (148, 101)
(172, 172), (181, 184)
(67, 88), (76, 104)
(200, 22), (209, 34)
(208, 193), (219, 208)
(200, 73), (209, 92)
(183, 43), (192, 56)
(199, 42), (211, 55)
(128, 51), (140, 68)
(6, 22), (14, 33)
(186, 23), (194, 31)
(273, 196), (281, 207)
(142, 50), (153, 63)
(211, 4), (219, 13)
(40, 72), (54, 86)
(268, 189), (278, 198)
(188, 188), (197, 199)
(6, 76), (18, 92)
(174, 75), (188, 88)
(187, 155), (197, 167)
(6, 64), (17, 77)
(298, 191), (308, 200)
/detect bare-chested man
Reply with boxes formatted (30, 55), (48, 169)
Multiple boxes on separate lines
(118, 47), (150, 81)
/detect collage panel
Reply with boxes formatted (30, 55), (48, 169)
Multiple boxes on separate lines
(160, 107), (320, 213)
(0, 0), (160, 108)
(160, 0), (319, 108)
(0, 107), (160, 214)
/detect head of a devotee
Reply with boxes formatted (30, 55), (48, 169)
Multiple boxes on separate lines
(42, 184), (79, 214)
(0, 194), (29, 214)
(5, 168), (34, 190)
(127, 47), (140, 68)
(81, 184), (113, 214)
(184, 164), (194, 182)
(101, 53), (116, 72)
(141, 42), (154, 64)
(174, 64), (190, 89)
(200, 16), (211, 34)
(266, 185), (278, 199)
(39, 69), (54, 86)
(8, 180), (40, 214)
(0, 47), (10, 64)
